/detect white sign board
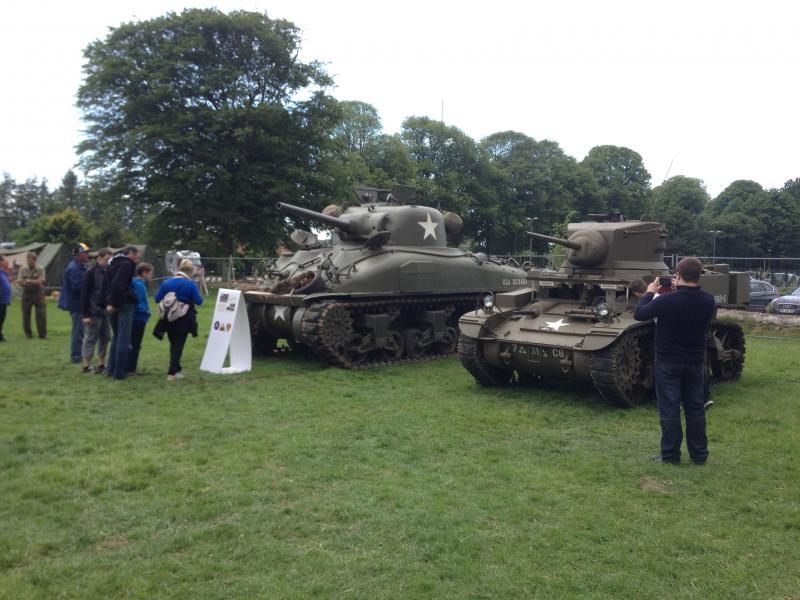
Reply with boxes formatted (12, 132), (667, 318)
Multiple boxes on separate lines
(200, 288), (252, 374)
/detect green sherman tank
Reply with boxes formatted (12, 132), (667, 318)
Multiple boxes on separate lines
(457, 215), (746, 407)
(242, 186), (528, 368)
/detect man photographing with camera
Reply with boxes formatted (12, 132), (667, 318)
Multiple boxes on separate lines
(634, 257), (716, 465)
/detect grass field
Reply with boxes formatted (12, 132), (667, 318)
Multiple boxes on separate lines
(1, 299), (799, 599)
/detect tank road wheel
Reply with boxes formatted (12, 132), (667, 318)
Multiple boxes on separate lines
(591, 325), (655, 407)
(433, 326), (459, 356)
(458, 335), (514, 387)
(708, 320), (745, 384)
(404, 328), (427, 359)
(381, 330), (405, 362)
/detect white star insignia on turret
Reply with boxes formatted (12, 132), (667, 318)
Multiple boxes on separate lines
(273, 305), (289, 322)
(417, 212), (438, 240)
(545, 318), (568, 331)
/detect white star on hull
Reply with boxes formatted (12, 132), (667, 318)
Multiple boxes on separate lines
(545, 318), (568, 331)
(273, 305), (290, 322)
(417, 212), (439, 240)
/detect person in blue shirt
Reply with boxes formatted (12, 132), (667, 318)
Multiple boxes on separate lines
(58, 243), (90, 362)
(634, 257), (716, 465)
(128, 262), (153, 376)
(154, 259), (203, 380)
(0, 255), (12, 342)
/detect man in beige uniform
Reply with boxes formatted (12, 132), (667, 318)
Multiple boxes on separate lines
(18, 252), (47, 339)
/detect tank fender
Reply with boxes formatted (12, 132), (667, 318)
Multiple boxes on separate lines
(458, 309), (511, 339)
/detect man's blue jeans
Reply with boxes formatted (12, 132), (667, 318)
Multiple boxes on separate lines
(655, 360), (708, 464)
(69, 311), (83, 363)
(106, 304), (134, 380)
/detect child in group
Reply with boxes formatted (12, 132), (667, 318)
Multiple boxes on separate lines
(128, 262), (153, 375)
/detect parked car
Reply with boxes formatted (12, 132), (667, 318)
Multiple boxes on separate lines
(765, 286), (800, 315)
(748, 279), (780, 311)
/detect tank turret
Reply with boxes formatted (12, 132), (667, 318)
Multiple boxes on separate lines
(458, 216), (745, 408)
(240, 185), (529, 368)
(529, 220), (667, 274)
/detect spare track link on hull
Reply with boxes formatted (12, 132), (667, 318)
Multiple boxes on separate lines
(590, 324), (656, 408)
(707, 319), (746, 384)
(301, 295), (476, 368)
(457, 335), (513, 386)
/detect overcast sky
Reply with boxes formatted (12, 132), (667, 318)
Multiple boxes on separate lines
(2, 0), (798, 197)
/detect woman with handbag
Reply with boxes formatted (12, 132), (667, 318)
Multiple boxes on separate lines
(153, 259), (204, 380)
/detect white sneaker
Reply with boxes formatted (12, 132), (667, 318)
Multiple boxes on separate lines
(167, 372), (185, 381)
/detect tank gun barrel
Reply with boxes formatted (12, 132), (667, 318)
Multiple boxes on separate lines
(276, 202), (351, 232)
(526, 231), (581, 251)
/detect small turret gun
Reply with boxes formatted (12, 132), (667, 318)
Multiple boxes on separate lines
(526, 231), (582, 251)
(277, 202), (352, 232)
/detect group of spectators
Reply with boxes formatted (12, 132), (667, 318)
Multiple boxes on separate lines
(0, 244), (204, 381)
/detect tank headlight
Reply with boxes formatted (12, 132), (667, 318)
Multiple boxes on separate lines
(595, 302), (610, 318)
(481, 293), (495, 312)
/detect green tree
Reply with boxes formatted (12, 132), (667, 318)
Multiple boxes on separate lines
(333, 101), (382, 153)
(21, 208), (94, 245)
(51, 170), (88, 213)
(481, 131), (598, 253)
(77, 9), (339, 254)
(580, 145), (652, 218)
(650, 176), (710, 254)
(2, 177), (51, 232)
(704, 180), (769, 255)
(360, 134), (416, 188)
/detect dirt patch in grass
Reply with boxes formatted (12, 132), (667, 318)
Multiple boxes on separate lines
(639, 477), (672, 494)
(95, 536), (129, 552)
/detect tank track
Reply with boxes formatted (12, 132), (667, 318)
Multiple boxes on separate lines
(457, 335), (514, 386)
(707, 319), (746, 384)
(590, 324), (656, 408)
(300, 295), (478, 368)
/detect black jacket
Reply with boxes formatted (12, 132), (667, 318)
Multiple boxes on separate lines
(634, 286), (716, 363)
(101, 254), (138, 309)
(80, 263), (107, 318)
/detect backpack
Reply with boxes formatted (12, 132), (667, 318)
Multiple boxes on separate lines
(158, 291), (189, 322)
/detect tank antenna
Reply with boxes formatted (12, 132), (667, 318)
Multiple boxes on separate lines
(644, 158), (674, 219)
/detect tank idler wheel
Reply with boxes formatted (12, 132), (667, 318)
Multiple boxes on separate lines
(404, 328), (427, 359)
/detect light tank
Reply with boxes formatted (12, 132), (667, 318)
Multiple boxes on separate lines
(241, 185), (528, 368)
(457, 214), (747, 407)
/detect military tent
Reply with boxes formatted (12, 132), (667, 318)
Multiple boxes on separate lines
(0, 242), (72, 292)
